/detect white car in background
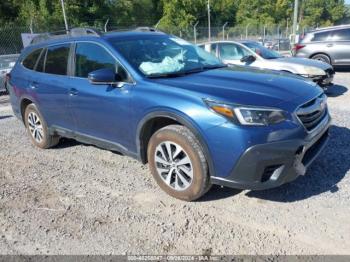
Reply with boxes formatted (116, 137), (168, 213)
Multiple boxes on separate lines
(198, 40), (335, 88)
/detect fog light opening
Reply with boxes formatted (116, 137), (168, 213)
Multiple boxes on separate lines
(261, 165), (284, 183)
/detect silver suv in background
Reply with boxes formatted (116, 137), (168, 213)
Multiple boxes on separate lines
(293, 25), (350, 66)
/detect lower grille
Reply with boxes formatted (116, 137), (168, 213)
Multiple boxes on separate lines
(297, 94), (328, 131)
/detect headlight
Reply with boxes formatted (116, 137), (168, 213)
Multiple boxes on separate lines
(234, 107), (286, 126)
(205, 100), (286, 126)
(301, 66), (325, 76)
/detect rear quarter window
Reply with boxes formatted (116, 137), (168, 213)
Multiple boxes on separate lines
(22, 49), (42, 70)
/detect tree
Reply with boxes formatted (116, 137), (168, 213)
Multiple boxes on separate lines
(0, 0), (21, 24)
(0, 0), (348, 33)
(299, 0), (346, 28)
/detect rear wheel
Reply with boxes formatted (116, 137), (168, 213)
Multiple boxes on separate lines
(147, 125), (211, 201)
(311, 54), (331, 65)
(24, 104), (59, 149)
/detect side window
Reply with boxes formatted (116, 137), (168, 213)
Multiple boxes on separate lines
(219, 43), (251, 60)
(312, 31), (331, 42)
(210, 44), (217, 56)
(35, 49), (46, 72)
(45, 44), (70, 75)
(22, 49), (42, 70)
(75, 42), (129, 82)
(332, 29), (350, 41)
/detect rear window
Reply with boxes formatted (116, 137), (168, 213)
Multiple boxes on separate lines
(22, 49), (42, 70)
(45, 44), (70, 75)
(312, 31), (331, 42)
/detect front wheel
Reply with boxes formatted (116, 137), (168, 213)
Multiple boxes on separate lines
(24, 104), (59, 149)
(147, 125), (211, 201)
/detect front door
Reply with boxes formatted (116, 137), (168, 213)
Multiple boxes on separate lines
(68, 42), (134, 150)
(218, 42), (256, 66)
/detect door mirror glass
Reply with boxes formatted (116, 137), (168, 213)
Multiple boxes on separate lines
(240, 55), (256, 63)
(88, 68), (117, 84)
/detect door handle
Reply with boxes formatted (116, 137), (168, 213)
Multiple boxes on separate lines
(326, 43), (333, 47)
(69, 88), (78, 96)
(29, 82), (38, 90)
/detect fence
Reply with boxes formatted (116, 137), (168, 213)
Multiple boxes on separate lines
(0, 23), (311, 55)
(166, 25), (314, 52)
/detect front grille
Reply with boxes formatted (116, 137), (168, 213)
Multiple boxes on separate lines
(297, 94), (328, 131)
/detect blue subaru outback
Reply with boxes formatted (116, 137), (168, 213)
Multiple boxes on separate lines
(8, 28), (331, 201)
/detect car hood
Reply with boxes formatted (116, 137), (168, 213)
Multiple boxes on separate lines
(153, 66), (323, 110)
(272, 57), (332, 72)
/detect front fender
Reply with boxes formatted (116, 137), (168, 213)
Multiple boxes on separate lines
(136, 108), (217, 177)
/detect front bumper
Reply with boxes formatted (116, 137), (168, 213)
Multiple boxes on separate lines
(210, 114), (331, 190)
(303, 68), (335, 87)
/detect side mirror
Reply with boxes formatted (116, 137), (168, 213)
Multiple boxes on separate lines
(88, 68), (117, 85)
(240, 55), (256, 63)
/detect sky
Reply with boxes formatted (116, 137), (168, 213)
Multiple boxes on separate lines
(346, 0), (350, 5)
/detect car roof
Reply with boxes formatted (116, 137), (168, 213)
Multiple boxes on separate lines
(199, 40), (243, 45)
(199, 40), (264, 48)
(308, 24), (350, 34)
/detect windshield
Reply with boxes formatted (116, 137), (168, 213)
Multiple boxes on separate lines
(243, 42), (282, 59)
(110, 35), (225, 77)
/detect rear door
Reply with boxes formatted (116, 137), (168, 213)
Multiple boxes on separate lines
(33, 43), (76, 130)
(9, 48), (42, 114)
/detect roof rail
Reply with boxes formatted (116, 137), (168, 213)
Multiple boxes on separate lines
(103, 26), (164, 35)
(30, 27), (102, 45)
(134, 27), (158, 32)
(70, 27), (102, 36)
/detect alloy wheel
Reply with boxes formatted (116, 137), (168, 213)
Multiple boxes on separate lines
(27, 112), (44, 143)
(154, 141), (193, 191)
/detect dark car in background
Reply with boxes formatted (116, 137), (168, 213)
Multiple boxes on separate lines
(293, 25), (350, 66)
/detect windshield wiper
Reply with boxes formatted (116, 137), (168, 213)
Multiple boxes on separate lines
(202, 64), (228, 70)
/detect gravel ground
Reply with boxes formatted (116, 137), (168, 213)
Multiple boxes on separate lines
(0, 73), (350, 255)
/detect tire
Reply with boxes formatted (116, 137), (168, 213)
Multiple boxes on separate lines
(24, 104), (59, 149)
(147, 125), (211, 201)
(311, 54), (331, 65)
